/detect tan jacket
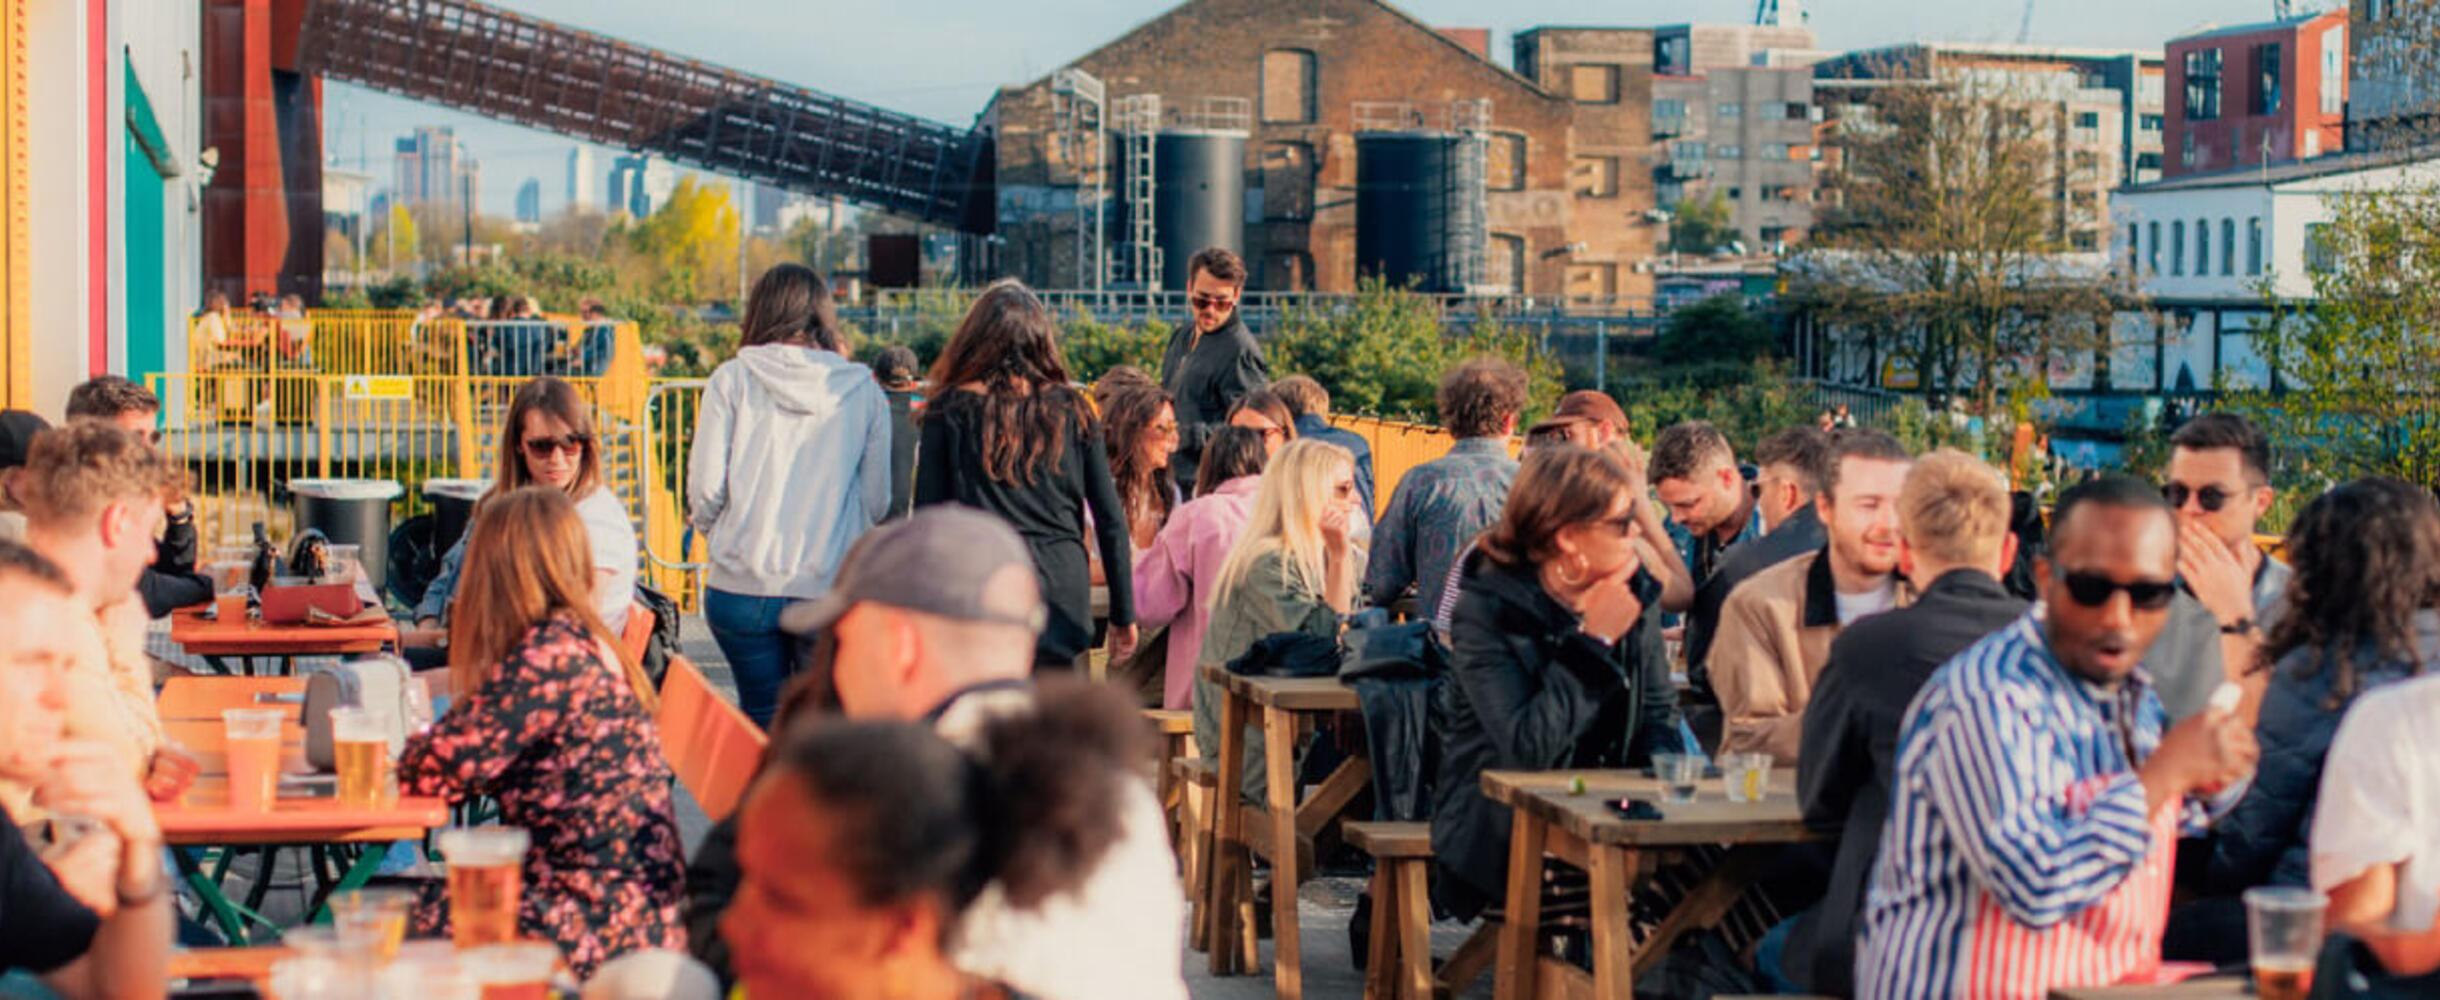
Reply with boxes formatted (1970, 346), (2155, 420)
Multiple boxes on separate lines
(1709, 548), (1913, 763)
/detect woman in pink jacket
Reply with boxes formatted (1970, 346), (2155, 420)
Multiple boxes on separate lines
(1131, 427), (1271, 710)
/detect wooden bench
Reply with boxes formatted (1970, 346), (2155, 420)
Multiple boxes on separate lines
(1171, 756), (1231, 962)
(1144, 708), (1194, 819)
(1346, 820), (1495, 1000)
(654, 655), (766, 821)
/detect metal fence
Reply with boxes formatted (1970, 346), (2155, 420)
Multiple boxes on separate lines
(188, 313), (639, 381)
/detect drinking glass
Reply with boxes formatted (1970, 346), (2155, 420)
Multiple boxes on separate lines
(221, 707), (286, 812)
(438, 827), (530, 948)
(461, 942), (559, 1000)
(1721, 753), (1772, 803)
(2245, 886), (2325, 1000)
(329, 886), (414, 964)
(330, 707), (395, 809)
(1652, 752), (1704, 804)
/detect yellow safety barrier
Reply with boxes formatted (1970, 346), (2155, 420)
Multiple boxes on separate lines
(186, 310), (646, 389)
(1327, 414), (1505, 518)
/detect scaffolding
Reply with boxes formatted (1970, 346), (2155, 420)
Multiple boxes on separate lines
(1447, 99), (1492, 293)
(1112, 94), (1163, 290)
(1050, 69), (1107, 292)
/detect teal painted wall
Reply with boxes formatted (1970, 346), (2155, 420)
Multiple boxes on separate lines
(123, 133), (167, 380)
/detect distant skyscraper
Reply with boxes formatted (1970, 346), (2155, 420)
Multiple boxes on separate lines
(606, 154), (678, 217)
(515, 178), (543, 223)
(391, 126), (480, 210)
(566, 147), (598, 213)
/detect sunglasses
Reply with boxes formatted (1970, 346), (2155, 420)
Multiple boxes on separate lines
(2161, 482), (2237, 513)
(1190, 294), (1237, 312)
(521, 433), (591, 459)
(2055, 569), (2178, 611)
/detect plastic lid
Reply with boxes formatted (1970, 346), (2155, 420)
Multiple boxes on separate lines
(288, 478), (404, 501)
(421, 479), (490, 502)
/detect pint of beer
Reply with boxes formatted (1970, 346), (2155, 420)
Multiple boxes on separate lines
(330, 707), (393, 809)
(438, 827), (530, 948)
(2245, 886), (2325, 1000)
(221, 708), (286, 813)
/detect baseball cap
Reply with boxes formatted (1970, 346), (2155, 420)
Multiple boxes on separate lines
(1527, 390), (1628, 438)
(780, 505), (1047, 636)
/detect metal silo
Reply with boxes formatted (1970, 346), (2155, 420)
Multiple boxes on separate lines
(1356, 131), (1485, 293)
(1151, 129), (1247, 291)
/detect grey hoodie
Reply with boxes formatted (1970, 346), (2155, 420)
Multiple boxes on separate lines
(687, 344), (891, 599)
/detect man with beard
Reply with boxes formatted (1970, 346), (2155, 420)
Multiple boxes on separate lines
(1158, 247), (1268, 493)
(1709, 429), (1914, 763)
(1856, 476), (2257, 999)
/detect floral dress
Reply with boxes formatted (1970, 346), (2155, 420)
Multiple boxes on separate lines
(399, 615), (686, 977)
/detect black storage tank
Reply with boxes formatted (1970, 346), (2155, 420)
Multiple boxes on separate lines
(1357, 131), (1465, 293)
(1151, 129), (1247, 291)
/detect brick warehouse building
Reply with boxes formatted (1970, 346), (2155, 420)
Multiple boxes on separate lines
(982, 0), (1662, 302)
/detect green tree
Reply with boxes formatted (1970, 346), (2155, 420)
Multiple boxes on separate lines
(625, 178), (742, 301)
(2239, 185), (2440, 490)
(1264, 279), (1563, 424)
(1653, 293), (1775, 368)
(1668, 190), (1736, 254)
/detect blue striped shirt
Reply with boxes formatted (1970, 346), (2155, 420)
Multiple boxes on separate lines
(1858, 611), (2206, 999)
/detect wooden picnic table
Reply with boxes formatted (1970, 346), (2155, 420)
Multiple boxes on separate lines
(170, 945), (290, 987)
(169, 608), (396, 675)
(157, 676), (306, 721)
(1201, 664), (1370, 999)
(1482, 768), (1825, 1000)
(2050, 977), (2250, 999)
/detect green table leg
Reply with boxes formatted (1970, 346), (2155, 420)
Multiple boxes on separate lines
(309, 844), (386, 924)
(173, 847), (256, 946)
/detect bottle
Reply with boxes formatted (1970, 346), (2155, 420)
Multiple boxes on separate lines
(248, 522), (279, 596)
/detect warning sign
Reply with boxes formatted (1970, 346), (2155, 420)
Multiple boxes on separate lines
(342, 375), (413, 401)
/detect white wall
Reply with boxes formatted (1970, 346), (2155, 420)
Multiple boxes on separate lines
(26, 0), (94, 415)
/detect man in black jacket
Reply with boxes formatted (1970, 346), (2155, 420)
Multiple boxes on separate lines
(1159, 247), (1267, 492)
(1684, 426), (1833, 676)
(1780, 449), (2026, 996)
(64, 378), (209, 618)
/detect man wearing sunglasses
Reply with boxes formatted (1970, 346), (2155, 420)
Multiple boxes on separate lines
(1857, 475), (2258, 1000)
(1157, 247), (1268, 493)
(2148, 413), (2292, 722)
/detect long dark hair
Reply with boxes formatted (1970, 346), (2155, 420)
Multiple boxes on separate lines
(1194, 426), (1270, 498)
(493, 376), (602, 499)
(765, 677), (1143, 915)
(1101, 386), (1176, 531)
(1228, 388), (1298, 442)
(741, 263), (842, 350)
(2264, 477), (2440, 707)
(924, 280), (1092, 485)
(1477, 444), (1632, 569)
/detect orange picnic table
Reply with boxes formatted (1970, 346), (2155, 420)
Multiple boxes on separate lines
(169, 608), (397, 675)
(157, 677), (305, 722)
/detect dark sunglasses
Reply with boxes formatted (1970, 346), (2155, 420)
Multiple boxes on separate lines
(521, 433), (591, 458)
(2055, 569), (2177, 611)
(2161, 482), (2236, 513)
(1190, 294), (1237, 311)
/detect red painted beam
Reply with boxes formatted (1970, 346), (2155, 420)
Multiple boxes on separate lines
(86, 0), (105, 373)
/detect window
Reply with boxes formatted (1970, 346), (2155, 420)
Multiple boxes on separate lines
(2128, 222), (2141, 273)
(2182, 131), (2198, 168)
(2305, 223), (2335, 273)
(2221, 218), (2235, 276)
(2071, 230), (2099, 251)
(2138, 151), (2164, 171)
(2195, 217), (2209, 274)
(1567, 263), (1618, 300)
(1727, 187), (1743, 200)
(1760, 225), (1790, 246)
(2172, 220), (2185, 276)
(1571, 156), (1621, 198)
(1716, 144), (1743, 160)
(1261, 49), (1317, 123)
(1716, 102), (1743, 119)
(2322, 30), (2345, 116)
(1487, 234), (1526, 293)
(1672, 141), (1707, 160)
(2149, 221), (2161, 273)
(2185, 48), (2222, 121)
(2141, 113), (2165, 131)
(1760, 143), (1790, 160)
(1487, 132), (1526, 191)
(1571, 63), (1621, 104)
(2247, 217), (2263, 275)
(1785, 102), (1809, 120)
(2253, 42), (2282, 115)
(2075, 111), (2101, 129)
(1654, 98), (1687, 126)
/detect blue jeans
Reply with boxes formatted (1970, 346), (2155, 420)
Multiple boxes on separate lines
(703, 588), (806, 728)
(1754, 913), (1807, 994)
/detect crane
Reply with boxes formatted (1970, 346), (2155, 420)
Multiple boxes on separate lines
(2018, 0), (2036, 43)
(1754, 0), (1805, 28)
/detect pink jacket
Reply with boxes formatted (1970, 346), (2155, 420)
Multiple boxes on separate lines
(1132, 475), (1262, 709)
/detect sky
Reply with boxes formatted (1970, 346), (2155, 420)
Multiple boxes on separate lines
(323, 0), (2287, 217)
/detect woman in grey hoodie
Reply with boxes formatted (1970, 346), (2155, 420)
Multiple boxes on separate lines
(688, 264), (890, 725)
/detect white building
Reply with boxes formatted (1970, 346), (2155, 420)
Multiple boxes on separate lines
(566, 146), (598, 214)
(2108, 149), (2440, 393)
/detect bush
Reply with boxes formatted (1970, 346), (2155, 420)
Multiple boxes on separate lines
(1653, 295), (1775, 368)
(1611, 358), (1817, 451)
(1265, 279), (1564, 424)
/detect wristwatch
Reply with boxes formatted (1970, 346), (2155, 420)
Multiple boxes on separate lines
(2219, 616), (2257, 637)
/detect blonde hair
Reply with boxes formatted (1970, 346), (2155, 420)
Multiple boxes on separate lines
(1211, 439), (1353, 603)
(448, 486), (656, 711)
(1898, 449), (2011, 568)
(14, 423), (177, 529)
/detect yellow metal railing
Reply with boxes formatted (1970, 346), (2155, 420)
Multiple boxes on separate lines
(186, 311), (646, 386)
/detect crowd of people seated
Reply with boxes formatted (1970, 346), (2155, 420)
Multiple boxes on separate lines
(0, 246), (2435, 999)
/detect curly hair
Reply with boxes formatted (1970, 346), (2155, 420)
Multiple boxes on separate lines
(2263, 477), (2440, 707)
(13, 423), (177, 528)
(1435, 358), (1528, 439)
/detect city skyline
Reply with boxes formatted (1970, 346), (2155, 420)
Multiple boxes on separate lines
(323, 0), (2279, 216)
